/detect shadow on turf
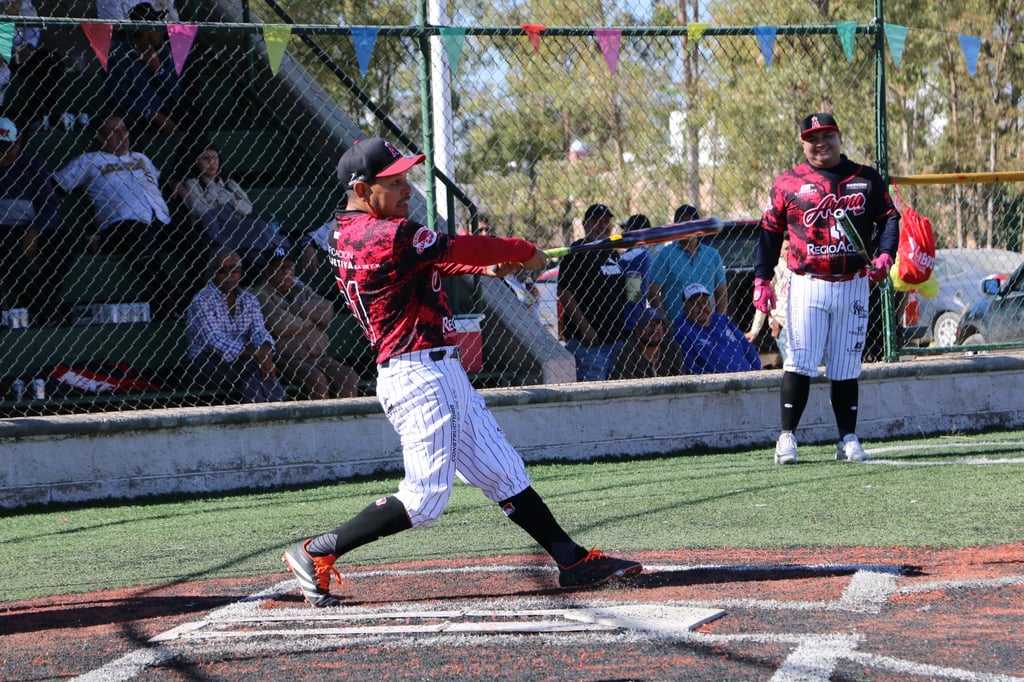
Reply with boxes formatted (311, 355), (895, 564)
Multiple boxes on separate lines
(0, 595), (240, 636)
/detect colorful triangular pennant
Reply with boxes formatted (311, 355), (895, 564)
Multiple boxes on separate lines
(80, 22), (113, 72)
(595, 28), (621, 76)
(263, 25), (291, 76)
(835, 21), (856, 62)
(0, 22), (13, 62)
(687, 22), (710, 45)
(958, 34), (981, 77)
(753, 26), (776, 67)
(350, 26), (378, 77)
(439, 26), (466, 75)
(521, 23), (545, 54)
(167, 24), (198, 76)
(885, 23), (907, 68)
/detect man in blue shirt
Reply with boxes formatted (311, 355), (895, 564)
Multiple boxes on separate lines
(673, 283), (761, 375)
(649, 204), (728, 324)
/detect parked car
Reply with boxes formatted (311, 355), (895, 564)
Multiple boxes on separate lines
(955, 262), (1024, 345)
(902, 248), (1024, 347)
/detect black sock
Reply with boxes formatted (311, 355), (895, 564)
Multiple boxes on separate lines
(306, 496), (412, 557)
(830, 379), (859, 437)
(499, 486), (586, 567)
(780, 371), (810, 432)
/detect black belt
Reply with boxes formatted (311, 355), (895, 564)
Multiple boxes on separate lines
(380, 347), (460, 368)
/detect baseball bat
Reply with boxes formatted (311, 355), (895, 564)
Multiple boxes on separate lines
(832, 209), (874, 270)
(543, 217), (724, 258)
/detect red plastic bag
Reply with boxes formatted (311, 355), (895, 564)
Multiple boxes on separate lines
(892, 183), (936, 285)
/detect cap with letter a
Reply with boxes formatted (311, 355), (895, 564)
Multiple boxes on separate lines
(799, 112), (840, 140)
(337, 138), (426, 188)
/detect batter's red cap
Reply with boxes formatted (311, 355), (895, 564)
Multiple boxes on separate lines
(337, 138), (425, 188)
(800, 112), (840, 140)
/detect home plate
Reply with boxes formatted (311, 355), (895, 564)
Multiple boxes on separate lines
(562, 604), (726, 635)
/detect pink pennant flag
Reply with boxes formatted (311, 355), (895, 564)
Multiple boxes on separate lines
(521, 23), (545, 54)
(81, 22), (113, 71)
(167, 24), (198, 76)
(595, 28), (621, 76)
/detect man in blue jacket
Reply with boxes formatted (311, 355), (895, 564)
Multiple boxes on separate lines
(673, 283), (762, 375)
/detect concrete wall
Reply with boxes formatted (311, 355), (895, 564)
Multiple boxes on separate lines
(3, 354), (1023, 508)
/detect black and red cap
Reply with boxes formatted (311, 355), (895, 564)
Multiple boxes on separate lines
(799, 112), (840, 140)
(337, 138), (425, 188)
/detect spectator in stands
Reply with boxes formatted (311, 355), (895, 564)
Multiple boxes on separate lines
(52, 113), (179, 317)
(557, 202), (626, 381)
(185, 248), (287, 403)
(104, 2), (185, 137)
(175, 138), (287, 274)
(297, 217), (333, 277)
(96, 0), (178, 21)
(0, 116), (61, 317)
(609, 307), (686, 380)
(618, 213), (654, 332)
(0, 0), (64, 135)
(673, 283), (762, 375)
(254, 248), (359, 400)
(649, 204), (729, 324)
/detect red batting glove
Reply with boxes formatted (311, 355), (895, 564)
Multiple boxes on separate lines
(868, 253), (894, 283)
(753, 277), (775, 314)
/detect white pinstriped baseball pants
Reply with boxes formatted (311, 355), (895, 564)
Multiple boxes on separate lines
(375, 347), (532, 528)
(783, 273), (869, 381)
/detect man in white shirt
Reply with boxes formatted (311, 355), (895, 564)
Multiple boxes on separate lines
(54, 114), (179, 316)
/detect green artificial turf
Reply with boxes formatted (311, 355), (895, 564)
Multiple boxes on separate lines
(2, 430), (1022, 601)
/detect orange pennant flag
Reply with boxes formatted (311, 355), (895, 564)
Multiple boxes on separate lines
(521, 23), (546, 54)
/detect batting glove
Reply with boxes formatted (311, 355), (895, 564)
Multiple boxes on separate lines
(753, 277), (776, 314)
(868, 253), (894, 283)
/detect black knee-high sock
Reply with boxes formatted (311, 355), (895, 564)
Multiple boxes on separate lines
(499, 486), (586, 566)
(780, 371), (811, 432)
(306, 496), (412, 557)
(830, 379), (859, 437)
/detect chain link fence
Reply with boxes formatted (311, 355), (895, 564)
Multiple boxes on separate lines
(0, 1), (1021, 416)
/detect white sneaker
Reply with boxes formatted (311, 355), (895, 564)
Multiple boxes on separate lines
(774, 432), (798, 465)
(836, 434), (870, 462)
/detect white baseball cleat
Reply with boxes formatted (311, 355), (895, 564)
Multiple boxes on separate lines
(836, 434), (870, 462)
(774, 431), (798, 465)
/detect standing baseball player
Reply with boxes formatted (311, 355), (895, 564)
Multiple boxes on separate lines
(282, 138), (642, 607)
(753, 112), (900, 465)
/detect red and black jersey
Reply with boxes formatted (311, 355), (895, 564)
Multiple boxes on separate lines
(329, 209), (537, 365)
(755, 156), (900, 280)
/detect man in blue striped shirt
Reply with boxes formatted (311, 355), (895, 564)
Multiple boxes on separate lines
(185, 248), (287, 402)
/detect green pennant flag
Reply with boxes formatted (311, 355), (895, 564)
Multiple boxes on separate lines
(0, 23), (14, 62)
(834, 21), (856, 62)
(439, 27), (466, 75)
(885, 23), (907, 68)
(263, 25), (292, 76)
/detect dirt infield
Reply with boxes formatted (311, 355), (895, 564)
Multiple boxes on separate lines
(2, 544), (1023, 681)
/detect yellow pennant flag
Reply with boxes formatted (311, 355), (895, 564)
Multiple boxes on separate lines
(263, 25), (292, 75)
(687, 22), (710, 49)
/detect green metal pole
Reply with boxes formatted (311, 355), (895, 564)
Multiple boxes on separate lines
(874, 0), (898, 362)
(416, 0), (437, 231)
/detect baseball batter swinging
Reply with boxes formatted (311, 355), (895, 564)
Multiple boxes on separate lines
(282, 138), (642, 607)
(753, 113), (900, 465)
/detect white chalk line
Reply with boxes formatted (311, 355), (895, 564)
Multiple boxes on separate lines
(72, 441), (1024, 680)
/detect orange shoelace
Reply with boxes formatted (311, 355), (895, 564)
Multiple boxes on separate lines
(312, 554), (342, 590)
